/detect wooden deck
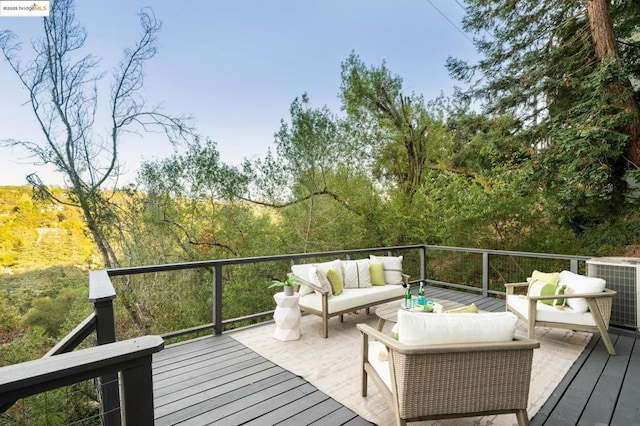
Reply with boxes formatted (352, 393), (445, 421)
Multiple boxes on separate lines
(152, 334), (373, 425)
(152, 287), (640, 425)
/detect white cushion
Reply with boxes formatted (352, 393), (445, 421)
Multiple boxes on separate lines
(368, 341), (391, 390)
(309, 266), (333, 297)
(291, 264), (314, 296)
(342, 259), (372, 289)
(506, 294), (597, 327)
(397, 310), (517, 345)
(369, 255), (403, 284)
(298, 285), (405, 314)
(559, 271), (606, 313)
(292, 259), (343, 297)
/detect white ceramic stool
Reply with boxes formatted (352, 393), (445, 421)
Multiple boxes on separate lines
(273, 292), (301, 341)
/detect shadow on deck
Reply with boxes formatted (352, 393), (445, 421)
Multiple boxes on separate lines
(152, 287), (640, 425)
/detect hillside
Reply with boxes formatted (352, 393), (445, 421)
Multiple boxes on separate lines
(0, 186), (99, 273)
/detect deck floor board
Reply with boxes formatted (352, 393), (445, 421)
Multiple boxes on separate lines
(611, 336), (640, 425)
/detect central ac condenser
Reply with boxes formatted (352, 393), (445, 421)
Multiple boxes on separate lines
(586, 257), (640, 330)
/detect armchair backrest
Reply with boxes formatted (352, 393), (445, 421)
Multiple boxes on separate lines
(390, 337), (538, 419)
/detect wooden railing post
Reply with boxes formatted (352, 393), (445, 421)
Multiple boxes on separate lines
(120, 356), (155, 425)
(90, 271), (120, 426)
(213, 266), (223, 335)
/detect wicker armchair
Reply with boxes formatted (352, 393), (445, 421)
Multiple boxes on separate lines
(505, 282), (617, 355)
(357, 323), (539, 426)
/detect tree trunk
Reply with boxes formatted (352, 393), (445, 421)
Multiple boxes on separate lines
(587, 0), (640, 168)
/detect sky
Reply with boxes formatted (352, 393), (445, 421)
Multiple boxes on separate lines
(0, 0), (479, 187)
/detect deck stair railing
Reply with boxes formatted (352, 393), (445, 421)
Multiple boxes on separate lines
(0, 244), (590, 424)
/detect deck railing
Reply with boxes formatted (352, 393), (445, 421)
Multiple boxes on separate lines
(0, 244), (589, 424)
(0, 336), (163, 425)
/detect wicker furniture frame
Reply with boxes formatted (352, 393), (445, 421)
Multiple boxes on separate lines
(357, 323), (539, 426)
(505, 282), (617, 355)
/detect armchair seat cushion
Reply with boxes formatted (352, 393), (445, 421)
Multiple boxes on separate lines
(367, 341), (392, 390)
(298, 285), (405, 314)
(506, 295), (597, 327)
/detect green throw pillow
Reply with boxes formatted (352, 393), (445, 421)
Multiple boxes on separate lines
(550, 284), (567, 307)
(538, 283), (565, 306)
(369, 262), (385, 286)
(326, 267), (344, 295)
(529, 280), (567, 307)
(446, 303), (479, 314)
(531, 270), (560, 286)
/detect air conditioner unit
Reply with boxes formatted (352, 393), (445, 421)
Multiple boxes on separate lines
(586, 257), (640, 330)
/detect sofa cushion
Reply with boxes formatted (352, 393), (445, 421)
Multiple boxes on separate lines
(292, 259), (343, 297)
(531, 270), (560, 286)
(397, 310), (517, 346)
(310, 266), (333, 297)
(507, 294), (597, 326)
(445, 303), (478, 314)
(326, 267), (344, 295)
(298, 285), (405, 314)
(369, 255), (404, 284)
(342, 259), (372, 289)
(528, 280), (567, 307)
(559, 271), (606, 313)
(369, 262), (385, 286)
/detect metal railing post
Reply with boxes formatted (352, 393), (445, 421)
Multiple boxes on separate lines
(213, 266), (223, 335)
(420, 246), (426, 282)
(570, 258), (579, 273)
(482, 252), (489, 297)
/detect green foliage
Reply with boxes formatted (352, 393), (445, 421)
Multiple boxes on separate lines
(0, 187), (98, 271)
(448, 0), (640, 231)
(0, 326), (51, 366)
(24, 287), (87, 337)
(0, 297), (21, 345)
(0, 265), (88, 315)
(340, 52), (446, 202)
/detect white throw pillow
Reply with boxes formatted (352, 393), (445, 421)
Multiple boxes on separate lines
(369, 255), (403, 284)
(292, 259), (343, 296)
(291, 264), (314, 296)
(309, 266), (333, 297)
(342, 259), (372, 289)
(558, 270), (606, 313)
(397, 310), (518, 345)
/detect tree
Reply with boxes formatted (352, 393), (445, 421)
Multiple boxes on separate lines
(0, 0), (193, 267)
(136, 137), (247, 259)
(447, 1), (640, 231)
(340, 52), (450, 203)
(245, 93), (380, 250)
(586, 0), (640, 166)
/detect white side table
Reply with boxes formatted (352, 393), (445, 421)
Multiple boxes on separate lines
(273, 292), (301, 341)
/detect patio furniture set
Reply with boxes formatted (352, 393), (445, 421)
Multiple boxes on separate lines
(276, 257), (617, 426)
